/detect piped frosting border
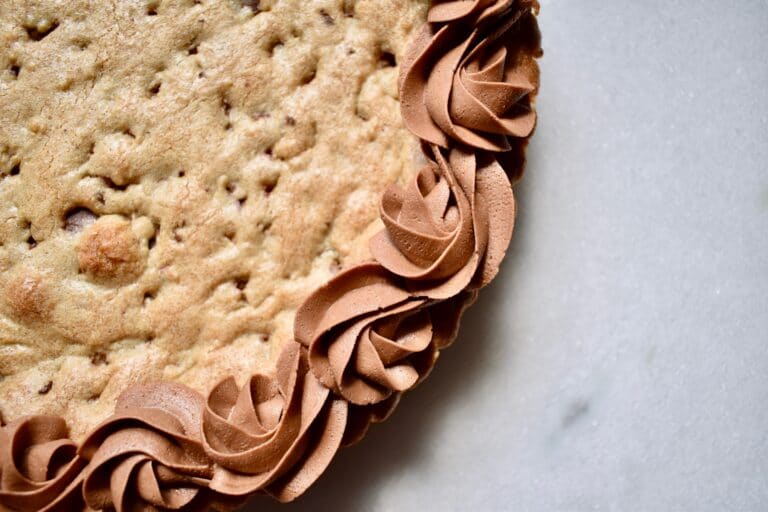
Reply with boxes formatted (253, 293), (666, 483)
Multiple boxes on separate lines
(0, 1), (541, 510)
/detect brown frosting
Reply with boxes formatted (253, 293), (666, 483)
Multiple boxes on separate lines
(400, 0), (540, 172)
(201, 341), (348, 503)
(0, 2), (540, 509)
(370, 145), (515, 293)
(79, 383), (215, 511)
(429, 0), (539, 23)
(0, 416), (86, 512)
(296, 264), (430, 405)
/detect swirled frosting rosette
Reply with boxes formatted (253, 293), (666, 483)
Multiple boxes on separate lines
(371, 145), (516, 294)
(295, 263), (475, 406)
(79, 383), (216, 511)
(0, 416), (86, 511)
(400, 0), (541, 179)
(201, 342), (348, 503)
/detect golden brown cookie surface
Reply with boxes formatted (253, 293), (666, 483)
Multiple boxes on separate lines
(0, 0), (428, 439)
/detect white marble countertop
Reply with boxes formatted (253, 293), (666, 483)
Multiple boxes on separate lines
(248, 1), (768, 510)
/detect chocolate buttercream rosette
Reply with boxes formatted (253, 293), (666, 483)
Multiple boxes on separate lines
(201, 341), (349, 503)
(0, 416), (87, 511)
(0, 1), (540, 509)
(400, 0), (541, 182)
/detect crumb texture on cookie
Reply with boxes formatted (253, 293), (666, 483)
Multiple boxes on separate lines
(0, 0), (429, 439)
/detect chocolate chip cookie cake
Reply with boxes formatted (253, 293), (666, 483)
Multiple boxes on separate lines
(0, 0), (541, 509)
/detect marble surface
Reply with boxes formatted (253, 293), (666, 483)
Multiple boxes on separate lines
(249, 1), (768, 510)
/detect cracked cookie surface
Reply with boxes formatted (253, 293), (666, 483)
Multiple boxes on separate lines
(0, 0), (427, 439)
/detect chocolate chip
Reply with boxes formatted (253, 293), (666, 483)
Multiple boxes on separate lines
(91, 352), (108, 365)
(242, 0), (261, 12)
(73, 38), (90, 50)
(319, 9), (335, 26)
(262, 178), (277, 194)
(343, 0), (355, 17)
(24, 21), (59, 42)
(101, 176), (129, 191)
(38, 381), (53, 394)
(173, 228), (183, 243)
(300, 67), (316, 85)
(378, 51), (396, 68)
(64, 207), (98, 233)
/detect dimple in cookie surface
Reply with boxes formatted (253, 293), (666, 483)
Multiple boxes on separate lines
(0, 0), (429, 440)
